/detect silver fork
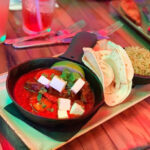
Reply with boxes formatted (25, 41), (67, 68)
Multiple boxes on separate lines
(13, 21), (123, 48)
(4, 20), (86, 45)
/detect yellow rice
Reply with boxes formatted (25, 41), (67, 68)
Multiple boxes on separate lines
(125, 46), (150, 76)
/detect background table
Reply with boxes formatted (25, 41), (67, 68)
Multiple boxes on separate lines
(0, 0), (150, 150)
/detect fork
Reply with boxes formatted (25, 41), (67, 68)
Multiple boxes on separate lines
(13, 21), (123, 48)
(91, 21), (123, 37)
(4, 20), (86, 45)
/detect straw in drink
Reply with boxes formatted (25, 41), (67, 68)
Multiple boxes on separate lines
(22, 0), (55, 34)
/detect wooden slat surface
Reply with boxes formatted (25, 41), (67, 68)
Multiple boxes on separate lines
(0, 0), (150, 150)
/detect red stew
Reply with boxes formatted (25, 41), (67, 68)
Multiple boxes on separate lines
(14, 68), (95, 119)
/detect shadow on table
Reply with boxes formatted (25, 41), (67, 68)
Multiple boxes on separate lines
(4, 103), (91, 142)
(0, 116), (28, 150)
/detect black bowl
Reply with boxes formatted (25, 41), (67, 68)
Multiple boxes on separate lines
(6, 58), (104, 127)
(6, 32), (104, 127)
(133, 74), (150, 85)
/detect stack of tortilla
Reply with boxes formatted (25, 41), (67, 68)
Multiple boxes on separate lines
(82, 39), (134, 106)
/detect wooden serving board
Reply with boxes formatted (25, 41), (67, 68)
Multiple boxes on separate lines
(0, 73), (150, 150)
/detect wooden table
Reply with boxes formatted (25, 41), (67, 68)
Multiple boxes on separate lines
(0, 0), (150, 150)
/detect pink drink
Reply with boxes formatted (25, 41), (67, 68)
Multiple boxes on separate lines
(0, 0), (9, 43)
(22, 0), (55, 35)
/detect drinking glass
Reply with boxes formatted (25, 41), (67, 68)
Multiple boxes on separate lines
(0, 0), (10, 43)
(9, 0), (22, 11)
(22, 0), (55, 35)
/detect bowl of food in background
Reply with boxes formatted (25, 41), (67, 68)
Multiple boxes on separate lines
(125, 46), (150, 85)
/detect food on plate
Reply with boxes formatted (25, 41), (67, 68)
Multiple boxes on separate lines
(82, 40), (134, 106)
(13, 61), (95, 119)
(120, 0), (141, 25)
(125, 46), (150, 76)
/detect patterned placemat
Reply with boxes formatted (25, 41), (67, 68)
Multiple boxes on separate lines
(0, 73), (150, 150)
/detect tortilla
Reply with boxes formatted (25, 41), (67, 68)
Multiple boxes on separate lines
(116, 45), (134, 82)
(82, 40), (134, 107)
(105, 49), (128, 85)
(82, 55), (104, 88)
(94, 50), (111, 60)
(83, 48), (114, 88)
(82, 48), (104, 88)
(95, 40), (134, 82)
(104, 81), (132, 106)
(94, 40), (116, 51)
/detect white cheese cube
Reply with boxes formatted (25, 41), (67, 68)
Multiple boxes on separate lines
(58, 98), (71, 111)
(71, 78), (85, 94)
(50, 76), (67, 92)
(37, 75), (50, 86)
(58, 110), (68, 119)
(70, 103), (85, 115)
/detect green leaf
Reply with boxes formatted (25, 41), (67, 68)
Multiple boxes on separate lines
(67, 81), (74, 88)
(69, 72), (81, 82)
(42, 104), (47, 108)
(60, 69), (71, 81)
(37, 93), (42, 101)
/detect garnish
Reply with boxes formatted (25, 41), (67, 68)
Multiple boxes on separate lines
(42, 104), (47, 108)
(42, 73), (48, 78)
(60, 69), (71, 81)
(50, 73), (55, 79)
(69, 72), (80, 82)
(60, 69), (81, 89)
(37, 93), (42, 101)
(50, 60), (85, 77)
(67, 81), (74, 89)
(47, 108), (54, 112)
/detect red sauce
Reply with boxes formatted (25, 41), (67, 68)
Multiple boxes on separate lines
(14, 68), (95, 119)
